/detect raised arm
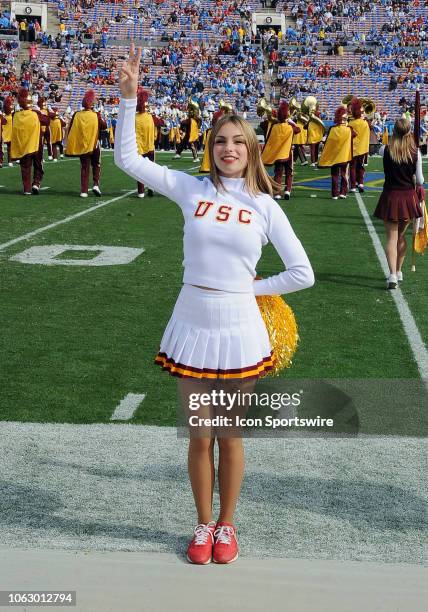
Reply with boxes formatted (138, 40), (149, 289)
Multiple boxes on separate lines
(254, 202), (315, 296)
(114, 43), (200, 202)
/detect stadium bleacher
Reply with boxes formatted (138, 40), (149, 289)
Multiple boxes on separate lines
(0, 0), (426, 126)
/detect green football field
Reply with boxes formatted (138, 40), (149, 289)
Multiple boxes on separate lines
(1, 152), (427, 433)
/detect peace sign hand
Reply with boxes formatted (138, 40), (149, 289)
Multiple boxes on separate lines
(119, 42), (142, 99)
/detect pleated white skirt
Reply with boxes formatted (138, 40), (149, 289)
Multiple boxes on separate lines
(154, 284), (274, 379)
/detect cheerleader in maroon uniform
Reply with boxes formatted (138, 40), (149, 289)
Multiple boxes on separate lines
(374, 119), (424, 289)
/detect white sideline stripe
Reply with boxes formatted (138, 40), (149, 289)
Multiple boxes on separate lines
(110, 393), (146, 420)
(0, 190), (137, 252)
(355, 192), (428, 384)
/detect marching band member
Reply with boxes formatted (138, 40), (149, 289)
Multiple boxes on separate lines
(304, 98), (325, 167)
(173, 100), (201, 161)
(169, 120), (180, 150)
(159, 114), (172, 151)
(109, 111), (117, 148)
(199, 109), (224, 173)
(382, 126), (389, 146)
(292, 121), (308, 166)
(1, 96), (14, 167)
(169, 112), (182, 150)
(0, 106), (7, 168)
(261, 101), (300, 201)
(257, 99), (276, 141)
(348, 98), (370, 193)
(50, 107), (66, 161)
(199, 102), (233, 174)
(37, 97), (54, 160)
(318, 106), (356, 200)
(135, 87), (160, 198)
(289, 97), (308, 165)
(10, 88), (49, 195)
(65, 89), (107, 197)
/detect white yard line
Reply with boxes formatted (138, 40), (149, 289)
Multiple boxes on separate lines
(355, 192), (428, 384)
(110, 393), (146, 420)
(0, 190), (136, 251)
(0, 163), (200, 252)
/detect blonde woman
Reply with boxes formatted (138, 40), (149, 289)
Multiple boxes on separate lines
(374, 119), (424, 289)
(115, 44), (314, 565)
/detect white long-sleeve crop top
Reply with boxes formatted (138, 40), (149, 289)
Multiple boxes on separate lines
(114, 98), (315, 296)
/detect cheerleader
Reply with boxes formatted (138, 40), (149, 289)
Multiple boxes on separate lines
(374, 119), (424, 289)
(115, 44), (314, 566)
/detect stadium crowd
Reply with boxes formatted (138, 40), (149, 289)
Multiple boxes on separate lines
(0, 0), (426, 126)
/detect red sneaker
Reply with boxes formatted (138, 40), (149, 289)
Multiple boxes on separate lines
(186, 521), (216, 565)
(213, 522), (238, 564)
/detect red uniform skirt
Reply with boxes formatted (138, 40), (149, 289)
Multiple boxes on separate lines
(374, 188), (423, 222)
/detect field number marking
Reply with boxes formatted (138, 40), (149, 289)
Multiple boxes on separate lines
(10, 244), (145, 266)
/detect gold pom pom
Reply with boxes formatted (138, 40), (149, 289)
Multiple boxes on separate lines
(256, 295), (299, 376)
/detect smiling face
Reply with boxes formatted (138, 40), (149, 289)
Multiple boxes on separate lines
(212, 121), (248, 179)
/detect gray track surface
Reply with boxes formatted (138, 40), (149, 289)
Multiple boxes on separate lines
(0, 422), (427, 565)
(1, 548), (427, 612)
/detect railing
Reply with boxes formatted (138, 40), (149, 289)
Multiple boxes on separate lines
(0, 28), (19, 39)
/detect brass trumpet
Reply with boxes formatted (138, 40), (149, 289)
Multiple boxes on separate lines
(302, 96), (325, 134)
(302, 95), (318, 114)
(342, 94), (355, 108)
(290, 96), (310, 124)
(187, 98), (201, 119)
(256, 97), (272, 119)
(289, 96), (301, 120)
(219, 99), (233, 114)
(361, 98), (376, 119)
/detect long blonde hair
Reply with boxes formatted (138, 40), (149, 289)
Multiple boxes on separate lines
(208, 114), (281, 197)
(389, 118), (417, 164)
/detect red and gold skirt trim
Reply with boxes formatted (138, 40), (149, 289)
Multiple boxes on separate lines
(154, 351), (275, 380)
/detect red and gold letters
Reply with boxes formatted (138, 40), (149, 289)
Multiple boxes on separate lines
(194, 201), (252, 225)
(216, 205), (232, 222)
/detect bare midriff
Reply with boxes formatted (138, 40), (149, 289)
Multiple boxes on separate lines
(191, 284), (220, 291)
